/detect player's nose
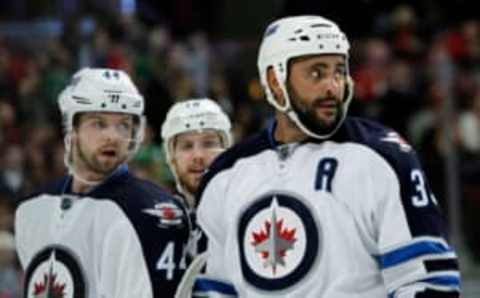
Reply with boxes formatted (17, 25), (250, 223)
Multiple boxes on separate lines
(103, 124), (124, 142)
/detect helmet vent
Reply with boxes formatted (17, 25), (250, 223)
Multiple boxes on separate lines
(311, 23), (332, 28)
(122, 104), (127, 109)
(294, 29), (303, 34)
(72, 96), (91, 105)
(299, 35), (310, 41)
(101, 103), (106, 108)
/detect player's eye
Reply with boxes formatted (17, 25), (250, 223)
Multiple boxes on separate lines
(203, 138), (222, 149)
(92, 119), (107, 129)
(335, 67), (347, 78)
(177, 142), (194, 151)
(309, 69), (321, 79)
(117, 121), (132, 135)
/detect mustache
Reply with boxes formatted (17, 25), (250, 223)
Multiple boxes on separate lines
(312, 96), (341, 107)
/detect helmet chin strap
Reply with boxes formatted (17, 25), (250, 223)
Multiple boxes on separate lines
(273, 72), (354, 140)
(286, 108), (342, 140)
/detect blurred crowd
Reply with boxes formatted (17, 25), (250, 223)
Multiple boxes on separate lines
(0, 3), (479, 297)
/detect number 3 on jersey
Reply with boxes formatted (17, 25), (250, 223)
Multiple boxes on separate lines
(411, 169), (437, 207)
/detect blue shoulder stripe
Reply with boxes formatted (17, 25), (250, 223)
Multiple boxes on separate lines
(193, 278), (238, 296)
(378, 240), (452, 269)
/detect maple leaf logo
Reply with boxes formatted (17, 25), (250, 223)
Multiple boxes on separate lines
(252, 219), (297, 256)
(34, 271), (66, 298)
(251, 218), (297, 275)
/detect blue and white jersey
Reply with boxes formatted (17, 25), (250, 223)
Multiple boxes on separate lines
(195, 118), (460, 298)
(15, 165), (191, 298)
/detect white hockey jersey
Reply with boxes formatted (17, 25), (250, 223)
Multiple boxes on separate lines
(194, 118), (460, 298)
(15, 165), (191, 298)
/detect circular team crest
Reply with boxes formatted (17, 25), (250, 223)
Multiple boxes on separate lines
(24, 246), (86, 298)
(238, 193), (320, 291)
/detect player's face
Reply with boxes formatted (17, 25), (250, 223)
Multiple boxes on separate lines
(73, 112), (134, 178)
(287, 54), (347, 135)
(171, 130), (224, 195)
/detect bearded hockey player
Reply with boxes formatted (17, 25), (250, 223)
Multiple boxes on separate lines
(181, 15), (461, 298)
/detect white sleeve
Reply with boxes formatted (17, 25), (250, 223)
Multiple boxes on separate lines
(99, 218), (153, 298)
(197, 176), (228, 277)
(196, 173), (237, 297)
(14, 204), (28, 269)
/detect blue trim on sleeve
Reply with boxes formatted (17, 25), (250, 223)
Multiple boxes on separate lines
(421, 276), (461, 287)
(378, 240), (452, 269)
(193, 278), (238, 295)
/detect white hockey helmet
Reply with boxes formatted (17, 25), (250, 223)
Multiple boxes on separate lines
(257, 15), (354, 139)
(161, 98), (232, 163)
(58, 67), (146, 168)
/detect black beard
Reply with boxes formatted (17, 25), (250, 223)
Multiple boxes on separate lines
(287, 84), (344, 137)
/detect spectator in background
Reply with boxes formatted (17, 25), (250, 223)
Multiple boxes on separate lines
(377, 59), (419, 137)
(0, 231), (19, 298)
(459, 88), (480, 156)
(0, 101), (21, 146)
(352, 38), (391, 119)
(0, 199), (14, 232)
(0, 145), (26, 200)
(388, 4), (424, 58)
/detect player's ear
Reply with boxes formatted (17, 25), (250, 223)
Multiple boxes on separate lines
(266, 66), (286, 106)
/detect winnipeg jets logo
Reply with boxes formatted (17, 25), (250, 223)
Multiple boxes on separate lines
(33, 266), (66, 298)
(239, 193), (320, 291)
(251, 198), (297, 275)
(381, 131), (412, 152)
(25, 247), (85, 298)
(143, 203), (185, 228)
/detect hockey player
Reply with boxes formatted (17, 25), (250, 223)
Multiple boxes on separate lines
(161, 99), (232, 208)
(186, 16), (461, 297)
(15, 68), (190, 298)
(161, 99), (232, 256)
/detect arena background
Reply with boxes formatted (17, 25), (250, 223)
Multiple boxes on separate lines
(0, 0), (478, 296)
